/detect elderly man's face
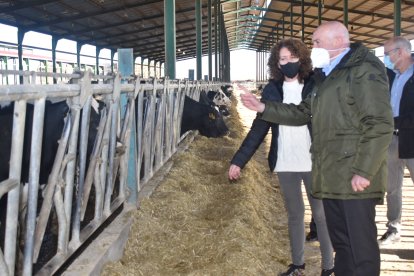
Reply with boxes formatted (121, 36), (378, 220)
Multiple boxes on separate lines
(312, 26), (341, 59)
(384, 42), (400, 64)
(312, 27), (331, 49)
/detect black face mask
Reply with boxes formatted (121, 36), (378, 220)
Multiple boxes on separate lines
(280, 61), (300, 78)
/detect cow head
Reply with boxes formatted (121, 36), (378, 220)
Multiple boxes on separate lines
(181, 96), (229, 138)
(198, 105), (229, 138)
(213, 91), (231, 107)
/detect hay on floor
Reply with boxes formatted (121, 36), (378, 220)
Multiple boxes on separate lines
(102, 91), (321, 276)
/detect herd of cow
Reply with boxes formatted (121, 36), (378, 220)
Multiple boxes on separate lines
(0, 83), (233, 271)
(181, 85), (233, 138)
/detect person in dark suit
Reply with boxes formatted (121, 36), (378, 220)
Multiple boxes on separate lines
(378, 36), (414, 246)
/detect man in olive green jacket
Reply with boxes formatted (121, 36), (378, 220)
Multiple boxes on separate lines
(241, 21), (393, 276)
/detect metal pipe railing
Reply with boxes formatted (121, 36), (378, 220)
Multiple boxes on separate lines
(0, 69), (226, 275)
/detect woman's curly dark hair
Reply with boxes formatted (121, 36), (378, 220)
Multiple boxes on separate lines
(267, 38), (312, 83)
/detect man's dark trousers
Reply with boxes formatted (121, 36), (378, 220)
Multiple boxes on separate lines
(323, 198), (380, 276)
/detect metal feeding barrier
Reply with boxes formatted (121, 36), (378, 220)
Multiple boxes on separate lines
(0, 68), (224, 275)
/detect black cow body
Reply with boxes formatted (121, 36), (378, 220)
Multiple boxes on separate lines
(0, 99), (104, 184)
(180, 96), (228, 138)
(0, 99), (104, 259)
(0, 100), (69, 184)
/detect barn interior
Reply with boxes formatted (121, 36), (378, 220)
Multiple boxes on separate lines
(1, 1), (414, 275)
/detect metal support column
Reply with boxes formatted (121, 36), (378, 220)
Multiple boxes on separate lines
(259, 50), (262, 82)
(111, 49), (115, 73)
(133, 55), (138, 75)
(259, 49), (263, 81)
(256, 51), (258, 81)
(290, 0), (293, 37)
(343, 0), (348, 28)
(318, 0), (322, 25)
(208, 0), (212, 81)
(76, 42), (83, 69)
(262, 51), (265, 81)
(141, 57), (145, 77)
(17, 28), (25, 84)
(214, 0), (219, 80)
(219, 3), (223, 81)
(96, 47), (101, 75)
(164, 0), (176, 79)
(258, 51), (260, 82)
(301, 0), (305, 41)
(52, 36), (58, 84)
(394, 0), (401, 36)
(118, 48), (138, 204)
(196, 0), (202, 80)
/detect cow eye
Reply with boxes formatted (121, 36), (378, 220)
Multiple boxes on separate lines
(208, 113), (216, 120)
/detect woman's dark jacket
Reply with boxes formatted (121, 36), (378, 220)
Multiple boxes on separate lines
(387, 67), (414, 159)
(230, 77), (314, 171)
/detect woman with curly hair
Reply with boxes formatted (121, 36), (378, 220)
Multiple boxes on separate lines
(228, 38), (334, 276)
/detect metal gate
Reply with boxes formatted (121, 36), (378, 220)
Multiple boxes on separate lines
(0, 69), (223, 275)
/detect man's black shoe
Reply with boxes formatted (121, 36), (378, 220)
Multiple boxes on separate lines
(306, 230), (318, 242)
(321, 267), (334, 276)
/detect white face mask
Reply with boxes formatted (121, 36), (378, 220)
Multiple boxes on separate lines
(310, 48), (330, 68)
(311, 47), (348, 68)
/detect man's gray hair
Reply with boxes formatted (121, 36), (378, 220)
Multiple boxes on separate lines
(388, 36), (412, 52)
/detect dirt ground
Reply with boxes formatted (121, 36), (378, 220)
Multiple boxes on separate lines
(102, 87), (323, 275)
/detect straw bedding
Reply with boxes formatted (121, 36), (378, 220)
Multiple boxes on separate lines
(102, 93), (321, 276)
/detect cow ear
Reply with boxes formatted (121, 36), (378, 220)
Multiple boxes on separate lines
(208, 112), (216, 120)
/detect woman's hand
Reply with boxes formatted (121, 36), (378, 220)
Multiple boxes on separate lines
(228, 164), (242, 180)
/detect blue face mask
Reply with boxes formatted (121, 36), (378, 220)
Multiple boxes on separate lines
(384, 55), (395, 70)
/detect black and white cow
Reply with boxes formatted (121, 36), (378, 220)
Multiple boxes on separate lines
(180, 96), (228, 138)
(207, 90), (232, 107)
(220, 85), (233, 98)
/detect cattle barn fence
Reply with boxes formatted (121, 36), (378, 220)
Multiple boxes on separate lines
(0, 69), (225, 276)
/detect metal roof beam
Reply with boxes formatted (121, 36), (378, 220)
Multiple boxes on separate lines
(28, 0), (163, 29)
(70, 4), (211, 37)
(80, 15), (210, 45)
(0, 0), (59, 13)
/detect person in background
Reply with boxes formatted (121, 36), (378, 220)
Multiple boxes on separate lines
(379, 36), (414, 245)
(240, 21), (393, 276)
(228, 38), (334, 276)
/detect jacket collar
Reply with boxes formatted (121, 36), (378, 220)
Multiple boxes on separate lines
(335, 43), (368, 69)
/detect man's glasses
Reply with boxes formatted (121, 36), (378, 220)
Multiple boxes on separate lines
(384, 48), (399, 56)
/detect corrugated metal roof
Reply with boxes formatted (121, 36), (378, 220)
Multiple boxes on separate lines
(0, 0), (413, 63)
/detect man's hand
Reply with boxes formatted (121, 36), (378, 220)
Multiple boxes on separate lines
(240, 92), (265, 113)
(228, 164), (241, 180)
(351, 174), (370, 192)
